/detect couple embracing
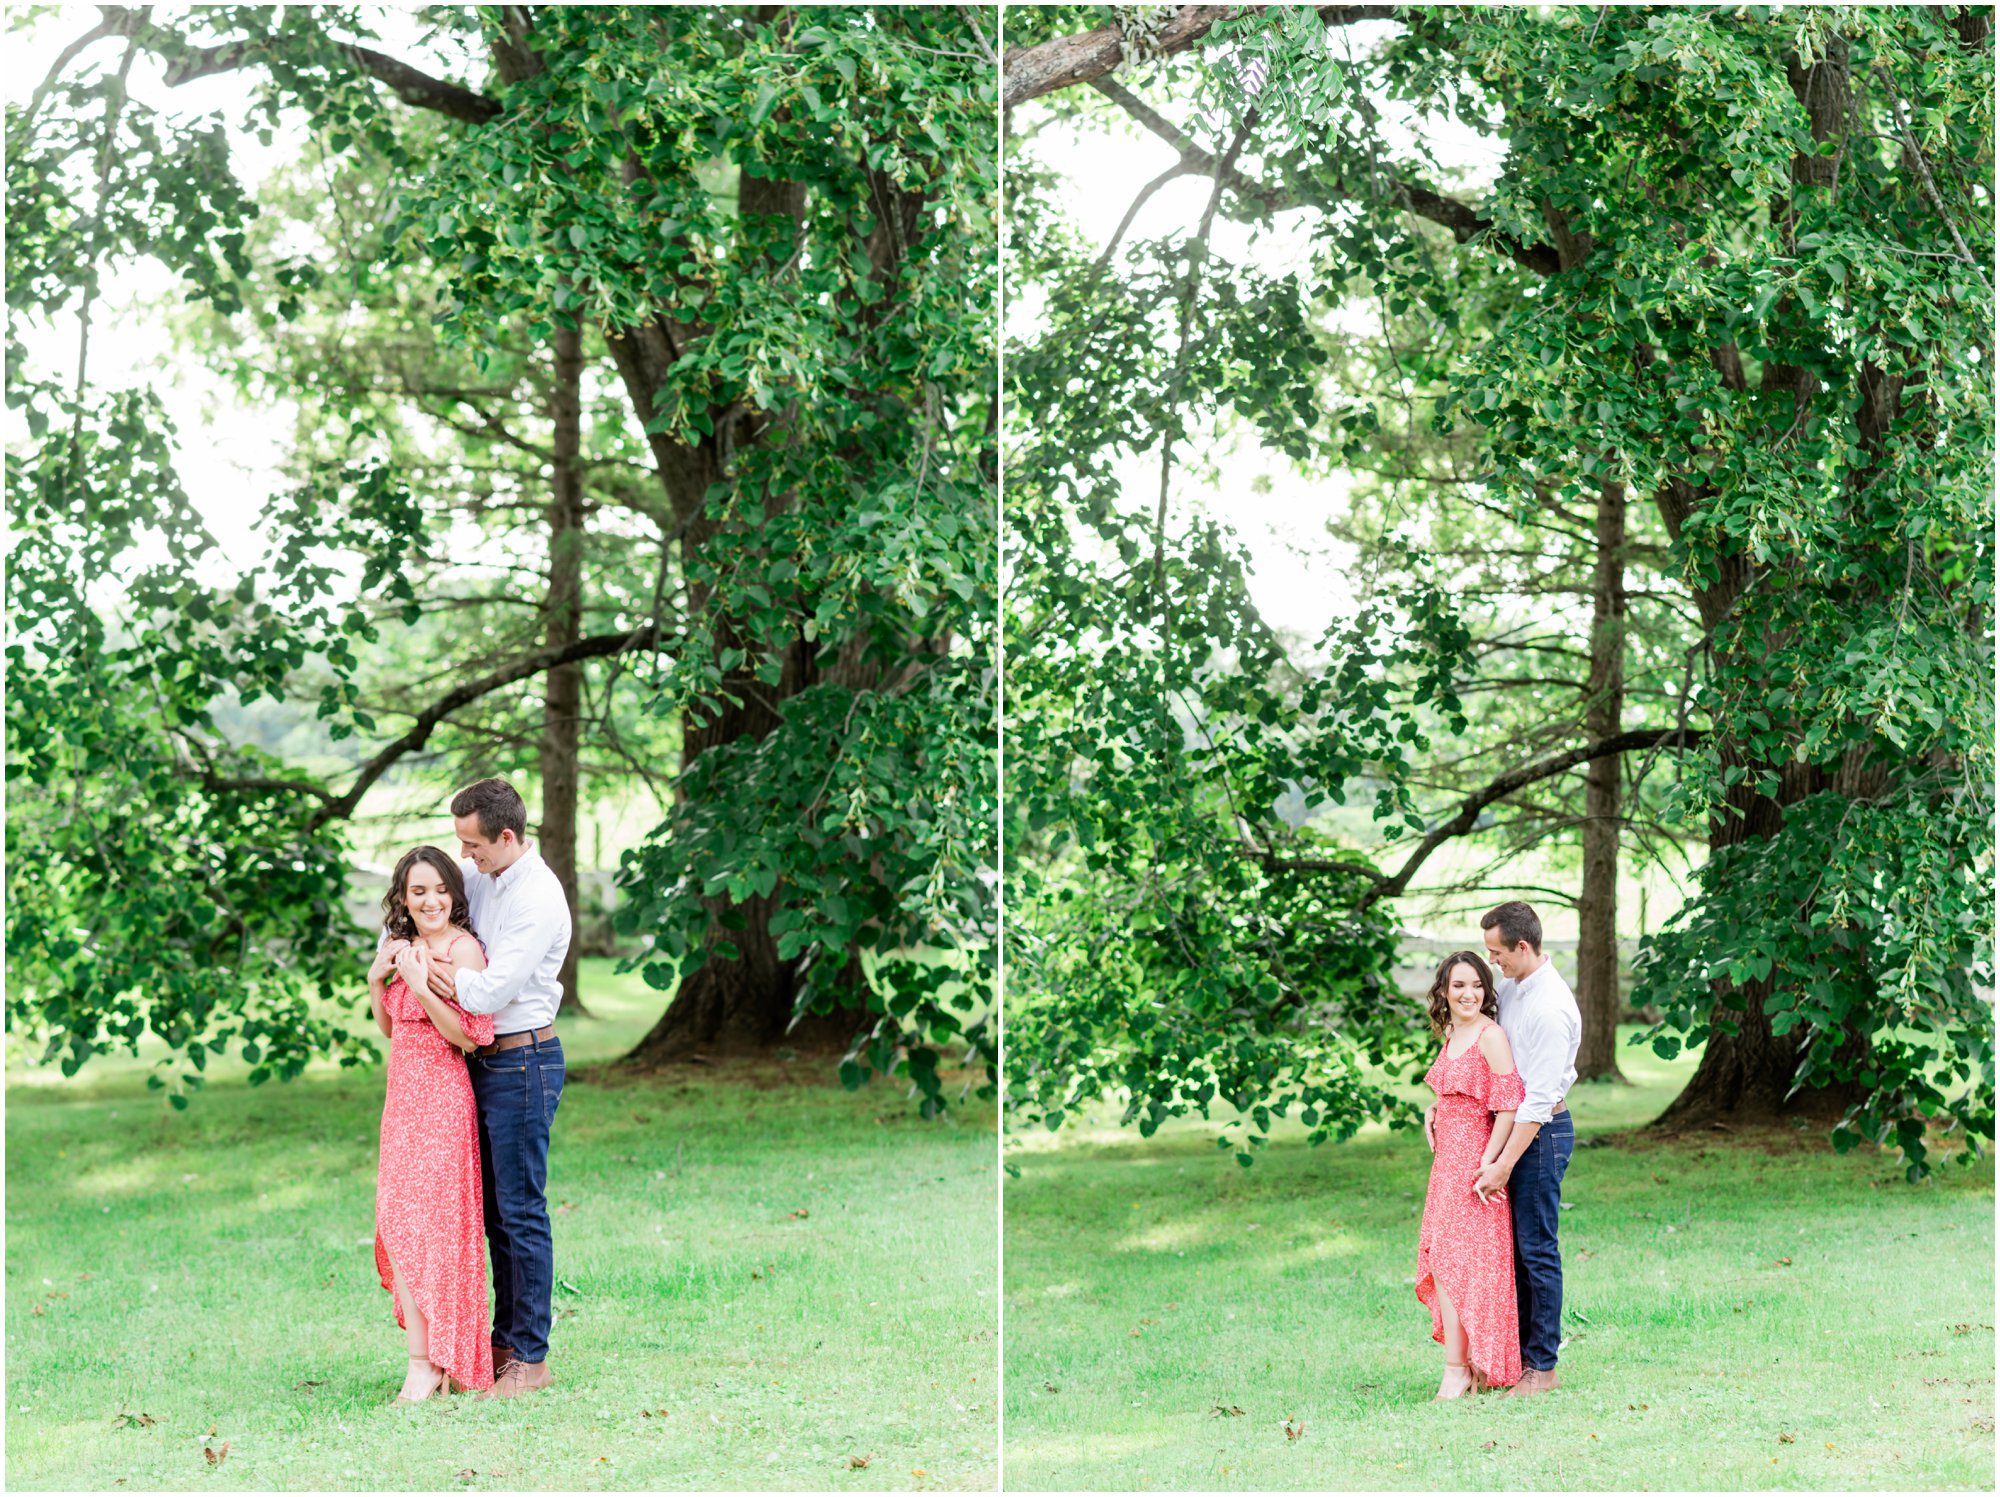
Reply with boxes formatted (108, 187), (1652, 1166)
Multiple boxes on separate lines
(364, 777), (570, 1404)
(1414, 900), (1583, 1399)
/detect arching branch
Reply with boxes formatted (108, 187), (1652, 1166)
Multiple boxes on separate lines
(1003, 4), (1397, 109)
(199, 626), (663, 827)
(1251, 727), (1710, 906)
(95, 6), (503, 123)
(1088, 75), (1562, 277)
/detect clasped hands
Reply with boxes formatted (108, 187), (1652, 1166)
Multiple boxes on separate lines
(1470, 1159), (1510, 1205)
(375, 938), (458, 1002)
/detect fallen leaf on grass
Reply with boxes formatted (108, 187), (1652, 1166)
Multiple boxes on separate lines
(1651, 1173), (1669, 1184)
(456, 1469), (478, 1480)
(1284, 1418), (1305, 1442)
(45, 1291), (68, 1300)
(911, 1469), (926, 1478)
(789, 1208), (810, 1220)
(111, 1411), (158, 1429)
(1480, 1441), (1496, 1451)
(76, 1273), (92, 1282)
(1627, 1402), (1649, 1411)
(1776, 1257), (1792, 1266)
(203, 1442), (229, 1467)
(557, 1201), (576, 1214)
(847, 1455), (870, 1469)
(1043, 1382), (1059, 1394)
(1778, 1433), (1795, 1444)
(1211, 1405), (1246, 1418)
(293, 1380), (325, 1392)
(30, 1304), (44, 1317)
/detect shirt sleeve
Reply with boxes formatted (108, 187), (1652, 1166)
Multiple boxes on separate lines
(1510, 1004), (1565, 1125)
(451, 883), (565, 1017)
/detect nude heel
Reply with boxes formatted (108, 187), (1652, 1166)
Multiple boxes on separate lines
(1434, 1362), (1473, 1401)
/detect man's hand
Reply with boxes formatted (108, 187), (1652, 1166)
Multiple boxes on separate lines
(370, 939), (409, 987)
(1423, 1104), (1438, 1153)
(1472, 1159), (1511, 1204)
(425, 958), (458, 1003)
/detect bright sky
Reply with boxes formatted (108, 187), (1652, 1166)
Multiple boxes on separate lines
(1006, 19), (1503, 641)
(5, 5), (445, 570)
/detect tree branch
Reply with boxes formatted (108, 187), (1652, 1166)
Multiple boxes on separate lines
(1003, 4), (1397, 109)
(303, 624), (661, 831)
(1089, 74), (1560, 277)
(97, 6), (503, 123)
(1252, 728), (1709, 905)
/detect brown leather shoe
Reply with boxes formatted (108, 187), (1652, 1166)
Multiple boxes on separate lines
(491, 1343), (517, 1373)
(1508, 1368), (1560, 1397)
(476, 1359), (553, 1400)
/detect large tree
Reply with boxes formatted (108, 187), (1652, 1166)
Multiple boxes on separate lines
(1003, 3), (1991, 1175)
(8, 4), (997, 1110)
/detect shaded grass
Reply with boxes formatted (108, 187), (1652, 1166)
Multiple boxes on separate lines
(7, 962), (998, 1490)
(1002, 1029), (1993, 1491)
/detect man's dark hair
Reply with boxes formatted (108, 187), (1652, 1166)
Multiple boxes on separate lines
(1480, 899), (1542, 953)
(450, 777), (528, 842)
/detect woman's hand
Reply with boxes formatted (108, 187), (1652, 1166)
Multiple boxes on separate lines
(393, 941), (431, 994)
(370, 939), (408, 987)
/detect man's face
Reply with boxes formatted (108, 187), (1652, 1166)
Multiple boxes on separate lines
(455, 814), (515, 874)
(1483, 927), (1528, 980)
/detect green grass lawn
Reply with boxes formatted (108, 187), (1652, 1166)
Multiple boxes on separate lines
(6, 961), (998, 1491)
(1002, 1029), (1994, 1491)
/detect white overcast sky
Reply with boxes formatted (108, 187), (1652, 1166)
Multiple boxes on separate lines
(1005, 18), (1503, 641)
(5, 5), (442, 571)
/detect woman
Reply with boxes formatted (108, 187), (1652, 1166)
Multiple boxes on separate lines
(366, 846), (497, 1402)
(1415, 949), (1525, 1398)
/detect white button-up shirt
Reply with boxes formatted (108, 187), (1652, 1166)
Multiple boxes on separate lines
(453, 846), (570, 1035)
(1496, 957), (1582, 1126)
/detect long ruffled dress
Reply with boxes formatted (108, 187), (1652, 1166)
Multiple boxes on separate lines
(1415, 1020), (1527, 1389)
(374, 929), (496, 1391)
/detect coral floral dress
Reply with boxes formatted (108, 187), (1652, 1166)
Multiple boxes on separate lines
(1415, 1019), (1526, 1389)
(374, 929), (495, 1391)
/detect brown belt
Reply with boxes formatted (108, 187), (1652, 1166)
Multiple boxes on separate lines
(473, 1025), (556, 1058)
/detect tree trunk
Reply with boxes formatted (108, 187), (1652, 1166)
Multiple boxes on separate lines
(1648, 38), (1884, 1129)
(613, 152), (911, 1066)
(1573, 476), (1627, 1082)
(540, 319), (589, 1018)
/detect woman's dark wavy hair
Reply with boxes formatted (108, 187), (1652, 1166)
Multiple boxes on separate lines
(1426, 950), (1499, 1040)
(381, 846), (477, 943)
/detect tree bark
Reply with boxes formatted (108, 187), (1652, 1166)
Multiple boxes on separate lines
(539, 319), (588, 1017)
(1649, 39), (1875, 1129)
(1574, 477), (1627, 1082)
(616, 139), (903, 1066)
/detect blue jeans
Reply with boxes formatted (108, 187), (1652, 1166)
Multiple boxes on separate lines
(1510, 1108), (1573, 1372)
(470, 1033), (563, 1364)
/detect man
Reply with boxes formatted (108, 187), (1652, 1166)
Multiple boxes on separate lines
(1470, 899), (1581, 1397)
(409, 776), (572, 1400)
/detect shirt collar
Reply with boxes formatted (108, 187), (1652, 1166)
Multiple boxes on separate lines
(490, 844), (540, 891)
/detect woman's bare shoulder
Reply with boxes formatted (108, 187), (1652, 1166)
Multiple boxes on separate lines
(1477, 1021), (1516, 1073)
(448, 930), (488, 973)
